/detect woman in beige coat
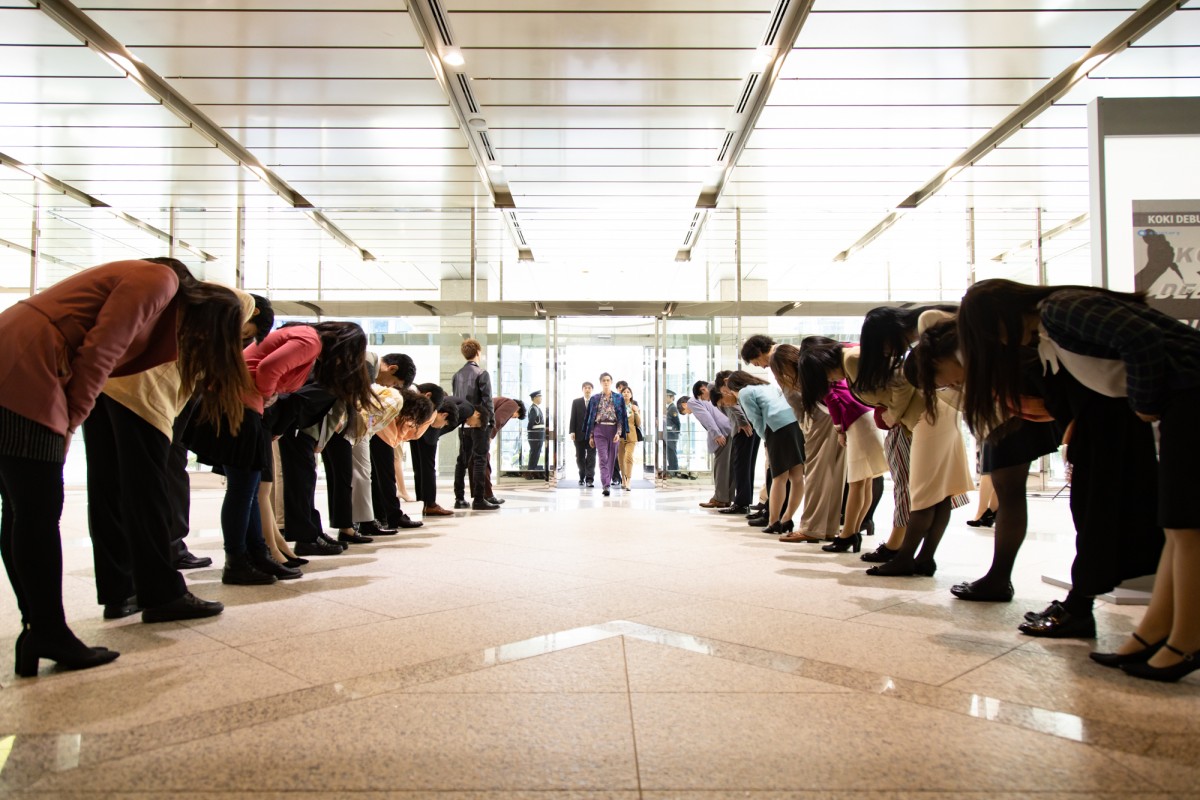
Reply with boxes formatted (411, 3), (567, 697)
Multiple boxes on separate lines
(618, 386), (642, 490)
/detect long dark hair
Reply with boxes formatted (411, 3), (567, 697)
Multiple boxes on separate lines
(725, 370), (767, 392)
(282, 320), (380, 417)
(853, 304), (957, 394)
(910, 317), (959, 422)
(796, 340), (844, 420)
(143, 258), (251, 434)
(958, 279), (1144, 434)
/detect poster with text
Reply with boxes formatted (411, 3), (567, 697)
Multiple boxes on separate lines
(1132, 200), (1200, 327)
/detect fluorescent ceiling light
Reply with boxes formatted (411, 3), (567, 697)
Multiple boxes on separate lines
(750, 46), (775, 71)
(442, 48), (465, 67)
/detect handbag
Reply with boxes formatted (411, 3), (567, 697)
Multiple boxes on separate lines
(634, 425), (644, 442)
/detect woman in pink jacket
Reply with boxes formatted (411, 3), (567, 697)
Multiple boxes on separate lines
(0, 258), (250, 677)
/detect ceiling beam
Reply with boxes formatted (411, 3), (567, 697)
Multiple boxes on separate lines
(834, 0), (1184, 263)
(30, 0), (376, 262)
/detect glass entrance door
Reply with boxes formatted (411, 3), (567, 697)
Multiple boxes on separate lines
(553, 316), (658, 488)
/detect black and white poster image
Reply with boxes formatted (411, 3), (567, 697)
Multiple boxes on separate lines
(1133, 199), (1200, 326)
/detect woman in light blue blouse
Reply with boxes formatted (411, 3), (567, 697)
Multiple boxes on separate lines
(725, 371), (803, 535)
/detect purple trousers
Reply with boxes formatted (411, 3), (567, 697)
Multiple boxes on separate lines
(593, 423), (619, 488)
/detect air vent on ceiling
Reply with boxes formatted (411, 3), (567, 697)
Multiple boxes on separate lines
(508, 211), (526, 245)
(426, 0), (453, 46)
(478, 130), (496, 161)
(762, 0), (791, 46)
(716, 131), (736, 162)
(456, 73), (479, 113)
(683, 230), (693, 246)
(736, 73), (760, 114)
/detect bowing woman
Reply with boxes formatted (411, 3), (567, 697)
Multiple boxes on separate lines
(0, 258), (251, 677)
(958, 279), (1200, 682)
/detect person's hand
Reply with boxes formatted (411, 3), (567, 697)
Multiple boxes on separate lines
(740, 425), (752, 436)
(264, 393), (279, 408)
(1136, 411), (1160, 423)
(588, 437), (595, 448)
(837, 432), (847, 447)
(570, 432), (575, 442)
(64, 429), (74, 456)
(715, 435), (727, 447)
(613, 433), (620, 443)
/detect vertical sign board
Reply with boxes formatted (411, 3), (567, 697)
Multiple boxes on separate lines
(1132, 201), (1200, 327)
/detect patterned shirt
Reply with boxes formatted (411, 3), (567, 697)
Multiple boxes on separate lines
(1039, 289), (1200, 415)
(596, 392), (617, 423)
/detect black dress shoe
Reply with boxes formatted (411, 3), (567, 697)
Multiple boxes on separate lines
(485, 496), (505, 505)
(1121, 643), (1200, 683)
(294, 537), (344, 556)
(454, 499), (471, 509)
(222, 553), (276, 586)
(142, 592), (225, 623)
(719, 505), (749, 515)
(1025, 600), (1064, 622)
(251, 552), (303, 580)
(359, 520), (397, 536)
(1018, 608), (1096, 639)
(283, 557), (309, 568)
(338, 531), (374, 545)
(103, 597), (141, 620)
(175, 552), (213, 570)
(747, 515), (768, 527)
(860, 544), (896, 563)
(472, 499), (500, 510)
(395, 516), (424, 529)
(318, 532), (349, 551)
(15, 627), (120, 678)
(950, 580), (1014, 602)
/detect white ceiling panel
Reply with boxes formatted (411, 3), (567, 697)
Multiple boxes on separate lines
(463, 48), (758, 81)
(227, 128), (467, 149)
(446, 10), (770, 49)
(196, 105), (460, 129)
(121, 46), (434, 79)
(83, 10), (422, 48)
(167, 78), (451, 106)
(799, 9), (1131, 48)
(780, 48), (1090, 81)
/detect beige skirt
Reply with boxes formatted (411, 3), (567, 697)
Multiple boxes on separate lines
(845, 413), (887, 483)
(908, 398), (974, 510)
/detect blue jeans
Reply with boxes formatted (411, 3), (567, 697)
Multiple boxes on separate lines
(221, 465), (267, 556)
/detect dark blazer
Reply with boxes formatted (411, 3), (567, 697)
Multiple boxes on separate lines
(0, 259), (180, 435)
(568, 396), (589, 439)
(583, 391), (629, 441)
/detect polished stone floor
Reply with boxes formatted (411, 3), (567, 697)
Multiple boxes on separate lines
(0, 472), (1196, 799)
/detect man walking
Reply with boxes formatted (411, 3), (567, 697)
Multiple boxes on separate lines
(568, 381), (595, 487)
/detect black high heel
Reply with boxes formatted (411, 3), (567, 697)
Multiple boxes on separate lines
(1121, 643), (1200, 682)
(966, 509), (996, 528)
(914, 559), (937, 576)
(15, 626), (120, 678)
(763, 521), (784, 534)
(778, 520), (794, 534)
(1090, 632), (1166, 669)
(822, 532), (862, 553)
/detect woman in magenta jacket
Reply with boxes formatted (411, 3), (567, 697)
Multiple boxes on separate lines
(0, 258), (251, 677)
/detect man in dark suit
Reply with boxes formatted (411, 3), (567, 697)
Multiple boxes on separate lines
(568, 381), (595, 487)
(525, 390), (546, 478)
(664, 389), (681, 476)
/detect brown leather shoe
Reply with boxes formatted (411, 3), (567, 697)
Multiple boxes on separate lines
(699, 498), (720, 508)
(423, 504), (454, 517)
(779, 532), (825, 543)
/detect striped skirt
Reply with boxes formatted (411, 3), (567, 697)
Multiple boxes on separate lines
(884, 424), (911, 527)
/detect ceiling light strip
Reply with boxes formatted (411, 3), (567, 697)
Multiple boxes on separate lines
(406, 0), (522, 227)
(1, 151), (217, 262)
(991, 212), (1090, 263)
(679, 0), (815, 260)
(32, 0), (375, 262)
(834, 0), (1182, 262)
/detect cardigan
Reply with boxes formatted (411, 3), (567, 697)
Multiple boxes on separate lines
(0, 259), (180, 437)
(737, 384), (797, 440)
(243, 326), (322, 415)
(844, 345), (924, 432)
(824, 380), (871, 433)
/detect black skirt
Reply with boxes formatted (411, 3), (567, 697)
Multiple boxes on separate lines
(983, 418), (1063, 472)
(764, 420), (805, 472)
(184, 407), (268, 471)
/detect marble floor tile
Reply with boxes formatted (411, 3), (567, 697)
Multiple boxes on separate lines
(403, 637), (628, 693)
(0, 647), (308, 734)
(631, 692), (1150, 793)
(177, 587), (390, 648)
(282, 572), (514, 619)
(631, 598), (1014, 685)
(10, 794), (640, 800)
(524, 583), (697, 620)
(622, 637), (851, 694)
(29, 693), (639, 793)
(943, 647), (1200, 734)
(240, 598), (605, 683)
